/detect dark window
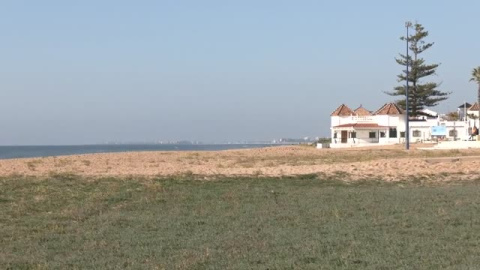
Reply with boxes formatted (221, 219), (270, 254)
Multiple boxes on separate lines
(400, 132), (405, 138)
(413, 130), (421, 137)
(333, 132), (337, 139)
(369, 132), (376, 138)
(471, 127), (479, 135)
(449, 130), (457, 137)
(350, 131), (356, 138)
(389, 128), (397, 138)
(380, 132), (386, 138)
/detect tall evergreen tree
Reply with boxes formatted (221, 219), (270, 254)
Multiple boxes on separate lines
(469, 66), (480, 127)
(386, 22), (450, 116)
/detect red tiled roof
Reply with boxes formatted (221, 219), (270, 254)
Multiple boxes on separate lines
(331, 104), (354, 116)
(333, 123), (389, 129)
(374, 103), (404, 115)
(354, 106), (372, 116)
(469, 102), (480, 111)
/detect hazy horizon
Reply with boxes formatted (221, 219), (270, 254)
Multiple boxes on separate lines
(1, 1), (479, 145)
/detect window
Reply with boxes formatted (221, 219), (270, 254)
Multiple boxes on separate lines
(400, 132), (405, 138)
(389, 128), (397, 138)
(449, 130), (457, 137)
(350, 131), (356, 138)
(333, 132), (337, 139)
(380, 132), (386, 138)
(413, 130), (421, 137)
(369, 132), (376, 138)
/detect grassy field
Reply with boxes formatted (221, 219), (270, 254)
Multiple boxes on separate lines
(2, 174), (480, 269)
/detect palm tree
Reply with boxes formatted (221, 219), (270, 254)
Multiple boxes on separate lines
(470, 67), (480, 131)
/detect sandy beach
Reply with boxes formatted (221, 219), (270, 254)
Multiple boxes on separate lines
(1, 145), (479, 181)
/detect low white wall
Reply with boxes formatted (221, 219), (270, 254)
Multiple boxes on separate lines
(429, 140), (480, 149)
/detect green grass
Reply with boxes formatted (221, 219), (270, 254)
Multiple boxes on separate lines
(2, 175), (480, 269)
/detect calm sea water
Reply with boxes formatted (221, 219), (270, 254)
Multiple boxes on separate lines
(0, 144), (276, 160)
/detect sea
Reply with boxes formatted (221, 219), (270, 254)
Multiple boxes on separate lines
(0, 144), (277, 160)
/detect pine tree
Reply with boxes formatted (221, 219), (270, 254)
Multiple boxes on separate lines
(386, 22), (450, 116)
(470, 67), (480, 127)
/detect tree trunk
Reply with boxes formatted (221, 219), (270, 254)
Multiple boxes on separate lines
(478, 84), (480, 129)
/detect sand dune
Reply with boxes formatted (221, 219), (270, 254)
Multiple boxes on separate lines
(1, 145), (480, 181)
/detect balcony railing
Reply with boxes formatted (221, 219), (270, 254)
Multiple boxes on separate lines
(350, 116), (375, 122)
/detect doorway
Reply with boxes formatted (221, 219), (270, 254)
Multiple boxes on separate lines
(341, 131), (348, 143)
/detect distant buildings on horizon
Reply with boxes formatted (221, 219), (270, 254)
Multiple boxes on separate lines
(102, 137), (321, 145)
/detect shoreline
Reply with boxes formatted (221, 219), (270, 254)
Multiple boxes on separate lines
(0, 143), (284, 160)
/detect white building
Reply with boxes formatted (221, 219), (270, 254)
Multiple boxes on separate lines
(328, 102), (480, 148)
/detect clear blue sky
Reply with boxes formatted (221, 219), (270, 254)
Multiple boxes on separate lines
(1, 0), (478, 145)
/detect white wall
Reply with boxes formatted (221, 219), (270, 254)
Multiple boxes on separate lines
(407, 120), (469, 141)
(329, 110), (479, 148)
(467, 110), (479, 118)
(380, 115), (404, 144)
(330, 115), (405, 147)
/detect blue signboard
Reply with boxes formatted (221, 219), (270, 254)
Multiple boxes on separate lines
(431, 126), (447, 136)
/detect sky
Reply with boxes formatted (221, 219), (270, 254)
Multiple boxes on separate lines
(0, 0), (479, 145)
